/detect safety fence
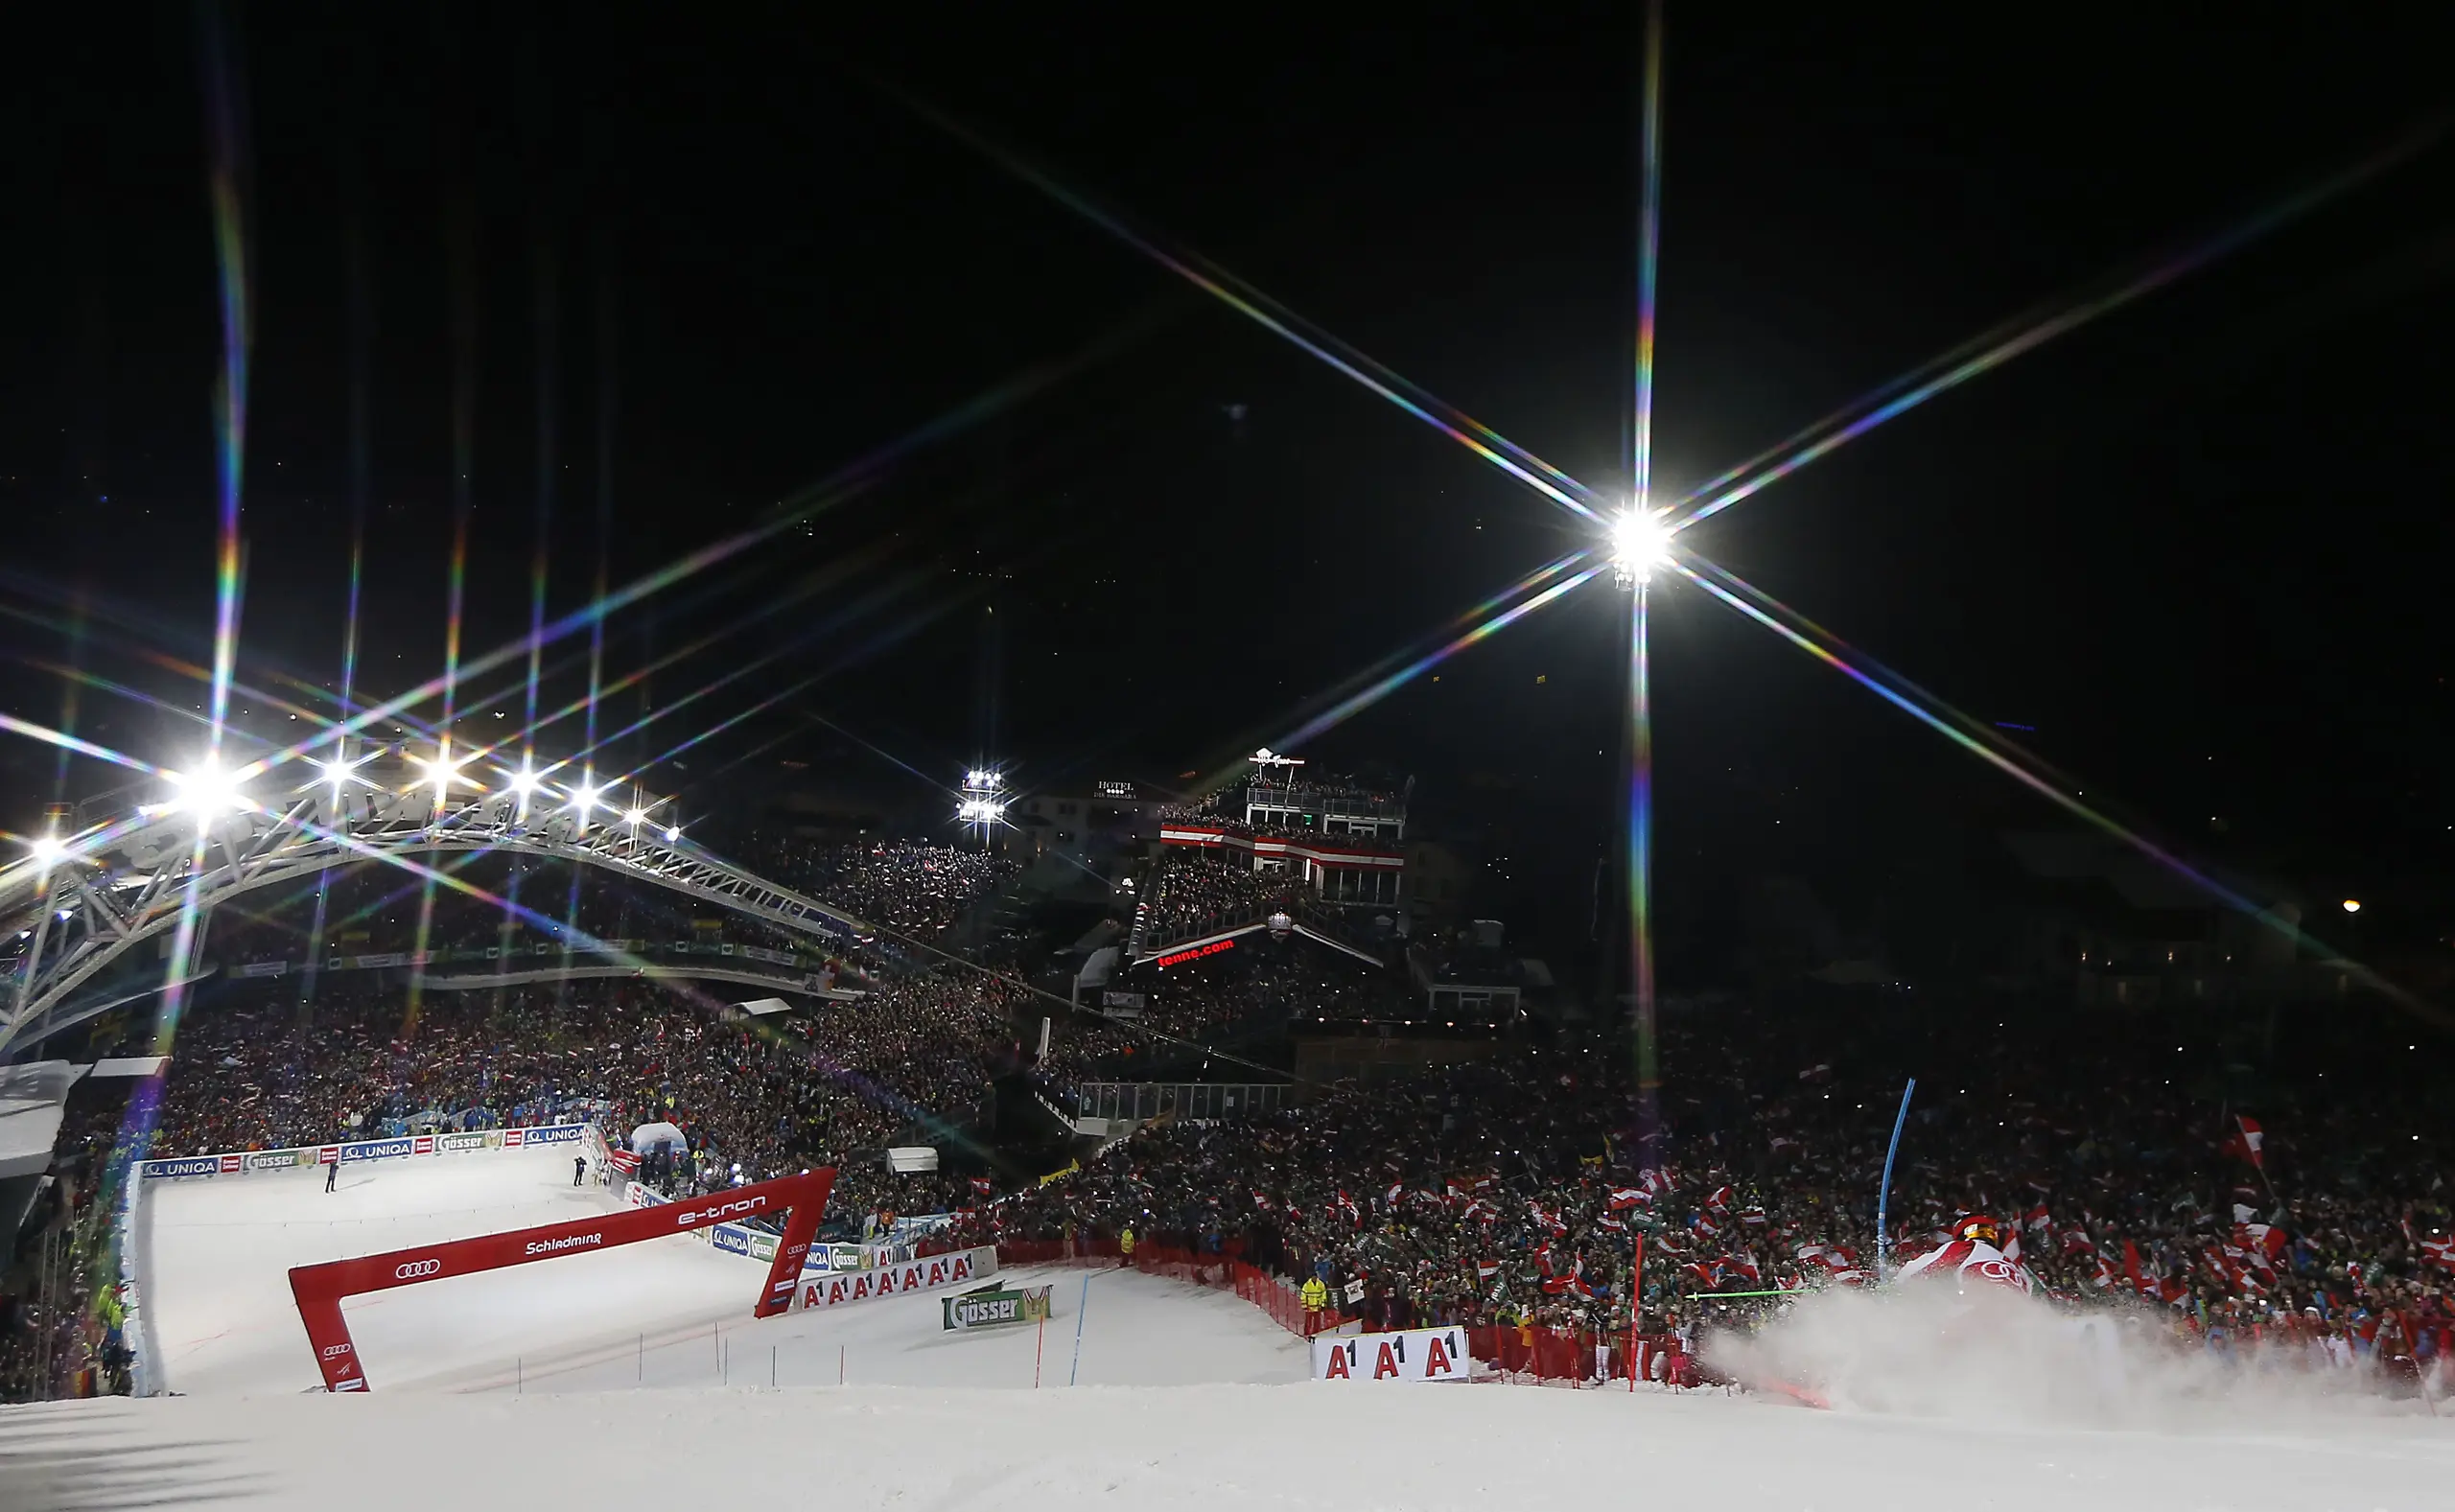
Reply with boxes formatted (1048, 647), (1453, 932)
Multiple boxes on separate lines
(993, 1239), (1706, 1385)
(996, 1240), (1353, 1338)
(1468, 1325), (1698, 1387)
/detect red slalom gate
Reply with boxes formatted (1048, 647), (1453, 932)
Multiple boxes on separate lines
(289, 1168), (834, 1392)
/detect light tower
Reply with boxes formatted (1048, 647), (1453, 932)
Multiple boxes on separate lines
(958, 766), (1005, 846)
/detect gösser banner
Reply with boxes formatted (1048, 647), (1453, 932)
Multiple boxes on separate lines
(941, 1284), (1054, 1331)
(794, 1247), (998, 1313)
(1311, 1324), (1471, 1383)
(288, 1169), (835, 1392)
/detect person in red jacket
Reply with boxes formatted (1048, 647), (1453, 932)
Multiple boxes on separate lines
(1898, 1215), (2036, 1295)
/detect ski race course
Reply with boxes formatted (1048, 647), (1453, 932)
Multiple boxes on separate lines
(3, 1139), (2446, 1511)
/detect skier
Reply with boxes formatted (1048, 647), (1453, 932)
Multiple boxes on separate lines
(573, 1153), (588, 1188)
(1897, 1214), (2035, 1295)
(324, 1158), (339, 1193)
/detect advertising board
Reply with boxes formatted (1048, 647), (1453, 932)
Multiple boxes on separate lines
(1310, 1324), (1471, 1383)
(941, 1284), (1054, 1331)
(793, 1247), (997, 1313)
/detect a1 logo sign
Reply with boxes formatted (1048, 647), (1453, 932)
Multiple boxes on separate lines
(1313, 1326), (1466, 1383)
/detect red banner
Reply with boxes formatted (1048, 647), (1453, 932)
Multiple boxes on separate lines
(288, 1168), (833, 1391)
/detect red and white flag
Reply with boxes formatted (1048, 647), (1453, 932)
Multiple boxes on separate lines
(2227, 1114), (2265, 1171)
(2234, 1222), (2290, 1263)
(1607, 1186), (1648, 1211)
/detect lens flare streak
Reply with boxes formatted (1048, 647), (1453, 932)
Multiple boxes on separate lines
(1672, 559), (2444, 1027)
(900, 93), (1602, 522)
(1630, 0), (1665, 514)
(1669, 123), (2447, 534)
(1272, 562), (1604, 755)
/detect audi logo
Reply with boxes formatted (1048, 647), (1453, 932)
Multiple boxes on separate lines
(394, 1258), (443, 1279)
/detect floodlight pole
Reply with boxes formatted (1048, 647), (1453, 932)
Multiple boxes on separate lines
(1628, 577), (1659, 1173)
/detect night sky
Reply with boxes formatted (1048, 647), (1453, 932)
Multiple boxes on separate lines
(3, 8), (2449, 986)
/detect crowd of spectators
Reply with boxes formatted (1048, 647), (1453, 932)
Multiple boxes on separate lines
(961, 996), (2452, 1379)
(1134, 856), (1299, 948)
(744, 837), (1017, 942)
(1042, 942), (1418, 1081)
(21, 847), (2452, 1402)
(119, 965), (1020, 1228)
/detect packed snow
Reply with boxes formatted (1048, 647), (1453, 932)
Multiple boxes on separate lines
(27, 1145), (2438, 1512)
(138, 1143), (1303, 1395)
(10, 1372), (2453, 1512)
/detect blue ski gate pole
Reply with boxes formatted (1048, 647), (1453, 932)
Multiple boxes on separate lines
(1877, 1078), (1916, 1280)
(1068, 1272), (1092, 1386)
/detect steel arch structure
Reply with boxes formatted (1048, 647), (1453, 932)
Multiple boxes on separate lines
(0, 758), (871, 1058)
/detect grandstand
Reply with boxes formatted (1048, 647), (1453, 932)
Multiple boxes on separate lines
(8, 736), (2452, 1421)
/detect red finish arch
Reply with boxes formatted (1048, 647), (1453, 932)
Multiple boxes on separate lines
(288, 1167), (835, 1391)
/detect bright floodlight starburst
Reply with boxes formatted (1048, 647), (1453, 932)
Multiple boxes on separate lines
(1609, 510), (1672, 584)
(313, 748), (369, 798)
(164, 758), (247, 824)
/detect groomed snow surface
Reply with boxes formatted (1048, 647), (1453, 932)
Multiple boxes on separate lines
(2, 1143), (2444, 1511)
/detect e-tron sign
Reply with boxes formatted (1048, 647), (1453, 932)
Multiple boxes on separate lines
(289, 1168), (834, 1393)
(1155, 938), (1236, 968)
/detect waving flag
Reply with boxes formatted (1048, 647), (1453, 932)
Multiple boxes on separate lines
(2225, 1114), (2266, 1171)
(2234, 1222), (2289, 1263)
(1607, 1186), (1648, 1212)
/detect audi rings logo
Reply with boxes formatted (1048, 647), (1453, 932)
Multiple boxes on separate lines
(394, 1258), (443, 1280)
(320, 1342), (354, 1359)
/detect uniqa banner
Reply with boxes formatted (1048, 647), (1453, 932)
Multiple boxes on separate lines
(1311, 1325), (1471, 1383)
(941, 1284), (1054, 1332)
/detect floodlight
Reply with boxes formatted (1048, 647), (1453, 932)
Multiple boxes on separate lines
(1609, 510), (1672, 583)
(165, 759), (247, 823)
(2342, 899), (2361, 914)
(623, 806), (648, 826)
(24, 836), (68, 871)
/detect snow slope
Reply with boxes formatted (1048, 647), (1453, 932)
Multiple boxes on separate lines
(8, 1377), (2450, 1512)
(141, 1146), (1304, 1394)
(145, 1145), (759, 1394)
(105, 1148), (2448, 1512)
